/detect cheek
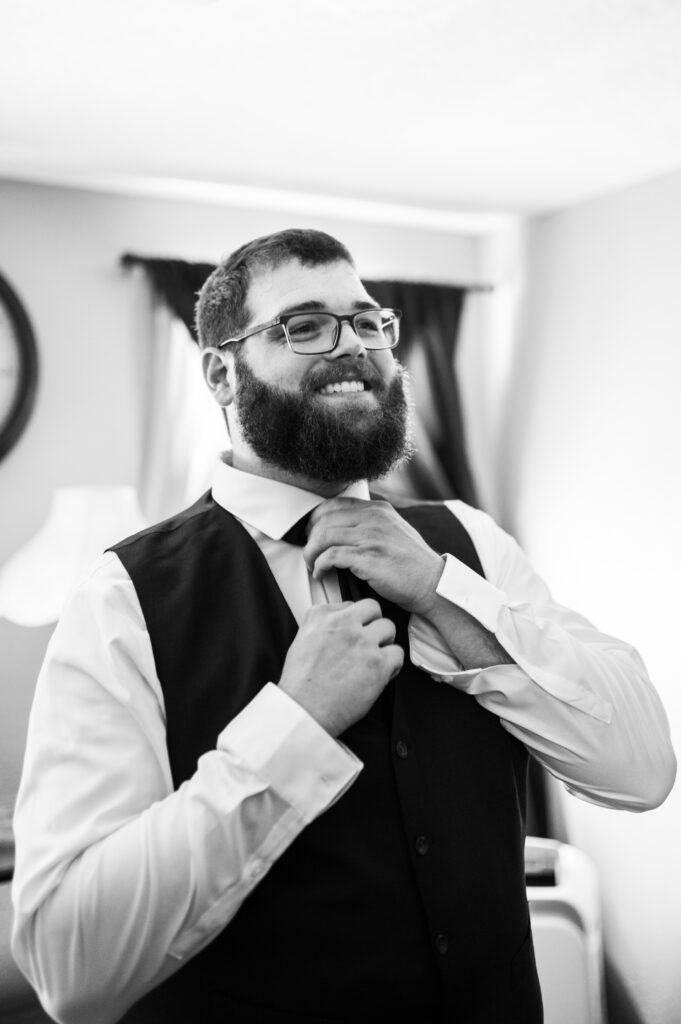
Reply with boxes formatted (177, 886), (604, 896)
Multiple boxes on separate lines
(371, 351), (398, 380)
(243, 345), (302, 389)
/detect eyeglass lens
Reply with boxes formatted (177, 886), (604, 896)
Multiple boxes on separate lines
(286, 310), (399, 353)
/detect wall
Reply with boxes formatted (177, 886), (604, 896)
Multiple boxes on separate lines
(0, 176), (488, 810)
(497, 171), (681, 1024)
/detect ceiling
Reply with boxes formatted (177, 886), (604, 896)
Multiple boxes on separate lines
(2, 0), (681, 224)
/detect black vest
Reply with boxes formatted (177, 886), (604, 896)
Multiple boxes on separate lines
(113, 493), (542, 1024)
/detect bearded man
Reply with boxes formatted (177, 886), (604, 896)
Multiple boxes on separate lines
(12, 229), (676, 1024)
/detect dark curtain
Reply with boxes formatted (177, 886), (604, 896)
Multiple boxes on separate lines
(362, 279), (475, 504)
(121, 255), (212, 343)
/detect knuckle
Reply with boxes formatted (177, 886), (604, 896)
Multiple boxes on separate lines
(305, 603), (332, 625)
(371, 500), (392, 521)
(360, 598), (381, 618)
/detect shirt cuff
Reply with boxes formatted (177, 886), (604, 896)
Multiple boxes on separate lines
(408, 614), (461, 677)
(436, 552), (507, 632)
(217, 683), (362, 821)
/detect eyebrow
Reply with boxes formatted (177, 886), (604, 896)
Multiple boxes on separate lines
(275, 299), (380, 319)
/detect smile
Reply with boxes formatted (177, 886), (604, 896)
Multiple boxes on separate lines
(318, 380), (366, 395)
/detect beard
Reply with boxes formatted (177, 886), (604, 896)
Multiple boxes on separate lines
(232, 353), (414, 485)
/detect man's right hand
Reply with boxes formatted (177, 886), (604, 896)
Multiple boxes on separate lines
(278, 599), (404, 736)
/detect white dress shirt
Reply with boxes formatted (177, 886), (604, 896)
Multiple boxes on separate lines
(11, 461), (676, 1024)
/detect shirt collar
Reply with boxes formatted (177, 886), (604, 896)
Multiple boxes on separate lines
(211, 457), (370, 540)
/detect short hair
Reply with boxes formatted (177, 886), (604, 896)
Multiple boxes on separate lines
(195, 228), (355, 350)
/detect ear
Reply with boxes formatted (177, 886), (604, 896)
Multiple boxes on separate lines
(201, 347), (235, 407)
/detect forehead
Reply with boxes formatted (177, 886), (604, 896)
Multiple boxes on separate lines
(245, 259), (373, 323)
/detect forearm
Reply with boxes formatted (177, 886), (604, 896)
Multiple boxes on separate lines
(423, 590), (514, 670)
(14, 761), (287, 1024)
(457, 647), (676, 810)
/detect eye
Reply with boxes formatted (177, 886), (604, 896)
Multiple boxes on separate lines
(289, 321), (317, 337)
(354, 310), (388, 337)
(287, 315), (325, 339)
(356, 316), (381, 334)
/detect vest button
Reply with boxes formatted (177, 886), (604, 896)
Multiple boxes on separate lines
(395, 740), (409, 759)
(435, 933), (449, 955)
(415, 835), (429, 855)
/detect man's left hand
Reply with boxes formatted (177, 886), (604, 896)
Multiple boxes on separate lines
(304, 498), (444, 616)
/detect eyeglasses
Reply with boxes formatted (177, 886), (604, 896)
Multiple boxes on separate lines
(218, 308), (402, 355)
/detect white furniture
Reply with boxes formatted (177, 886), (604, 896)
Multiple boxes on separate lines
(527, 837), (606, 1024)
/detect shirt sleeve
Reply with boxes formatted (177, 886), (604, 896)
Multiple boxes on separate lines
(408, 501), (676, 812)
(11, 553), (361, 1024)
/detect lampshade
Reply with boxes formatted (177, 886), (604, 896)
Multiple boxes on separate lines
(0, 486), (148, 627)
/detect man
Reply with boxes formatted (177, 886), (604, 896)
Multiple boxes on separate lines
(12, 229), (676, 1024)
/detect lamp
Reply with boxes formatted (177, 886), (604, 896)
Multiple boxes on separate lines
(0, 486), (148, 627)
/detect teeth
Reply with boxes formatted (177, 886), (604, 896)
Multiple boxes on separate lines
(319, 380), (365, 395)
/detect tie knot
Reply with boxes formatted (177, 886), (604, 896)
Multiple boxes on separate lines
(282, 511), (313, 547)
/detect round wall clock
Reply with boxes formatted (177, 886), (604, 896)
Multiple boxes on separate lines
(0, 270), (39, 461)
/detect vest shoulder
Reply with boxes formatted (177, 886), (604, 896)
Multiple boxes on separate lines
(370, 490), (479, 514)
(370, 489), (438, 509)
(109, 491), (223, 556)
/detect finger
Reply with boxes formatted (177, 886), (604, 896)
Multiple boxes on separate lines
(383, 644), (405, 681)
(365, 616), (397, 647)
(309, 544), (360, 579)
(308, 498), (372, 534)
(308, 503), (400, 551)
(304, 525), (364, 567)
(349, 597), (383, 624)
(309, 496), (369, 522)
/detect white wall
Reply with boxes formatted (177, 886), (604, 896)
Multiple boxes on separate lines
(496, 171), (681, 1024)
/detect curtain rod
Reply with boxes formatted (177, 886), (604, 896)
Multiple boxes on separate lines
(119, 253), (495, 292)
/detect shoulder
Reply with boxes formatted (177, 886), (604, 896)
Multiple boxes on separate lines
(61, 550), (147, 633)
(442, 500), (530, 588)
(111, 491), (216, 556)
(441, 499), (512, 541)
(108, 492), (249, 580)
(442, 499), (498, 535)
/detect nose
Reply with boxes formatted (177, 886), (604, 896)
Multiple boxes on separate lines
(326, 319), (367, 359)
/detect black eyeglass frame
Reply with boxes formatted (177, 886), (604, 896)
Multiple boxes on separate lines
(217, 308), (402, 355)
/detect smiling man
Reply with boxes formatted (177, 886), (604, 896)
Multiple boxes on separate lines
(203, 252), (412, 490)
(11, 229), (676, 1024)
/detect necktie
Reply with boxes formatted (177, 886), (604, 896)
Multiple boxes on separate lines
(281, 512), (313, 548)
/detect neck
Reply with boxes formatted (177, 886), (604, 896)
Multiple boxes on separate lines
(231, 448), (352, 498)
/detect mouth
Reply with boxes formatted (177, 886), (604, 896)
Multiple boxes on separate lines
(317, 379), (369, 396)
